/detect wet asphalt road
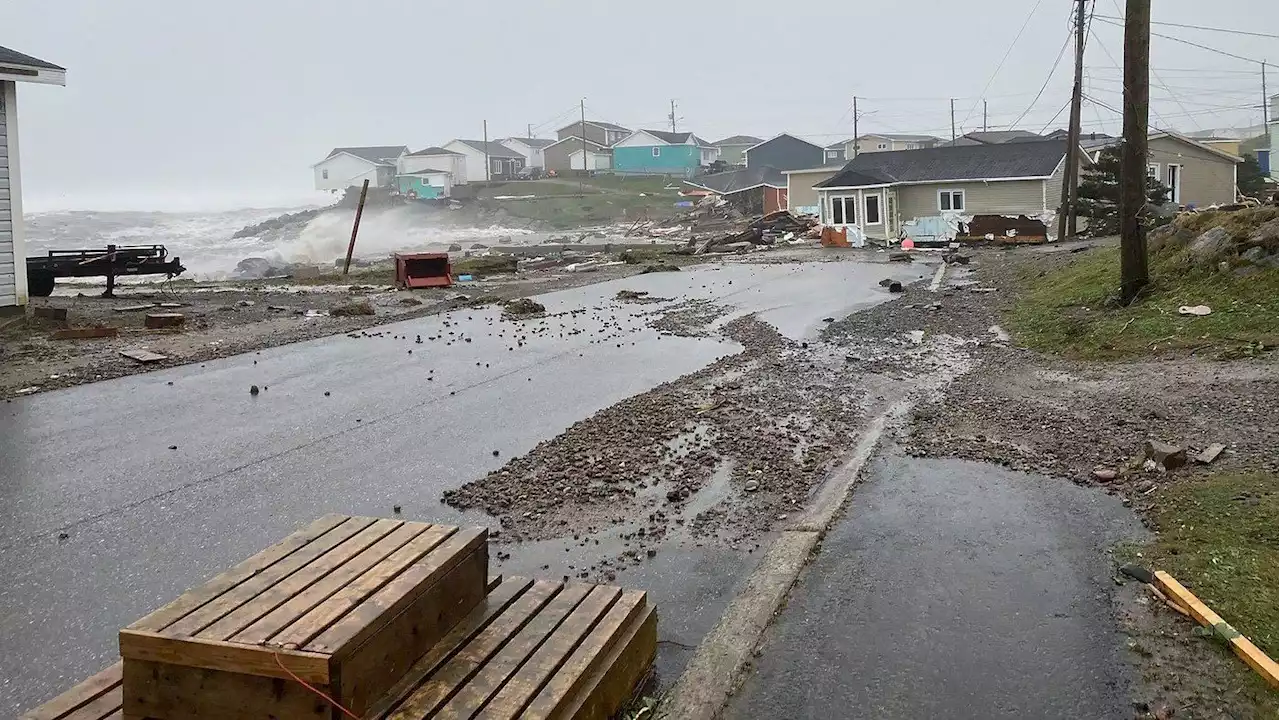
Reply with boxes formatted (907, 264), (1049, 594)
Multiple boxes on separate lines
(727, 454), (1144, 720)
(0, 259), (924, 714)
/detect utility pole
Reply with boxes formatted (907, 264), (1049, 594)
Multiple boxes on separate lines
(1262, 61), (1270, 141)
(483, 119), (490, 182)
(1058, 0), (1087, 241)
(579, 98), (587, 190)
(852, 96), (859, 158)
(1119, 0), (1151, 303)
(527, 123), (533, 139)
(983, 100), (988, 132)
(669, 100), (678, 133)
(950, 99), (956, 142)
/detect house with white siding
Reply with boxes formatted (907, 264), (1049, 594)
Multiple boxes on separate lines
(499, 137), (556, 170)
(1, 45), (65, 312)
(441, 140), (526, 182)
(812, 140), (1083, 246)
(312, 146), (407, 192)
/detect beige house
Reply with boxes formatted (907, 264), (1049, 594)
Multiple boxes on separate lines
(813, 141), (1081, 246)
(1086, 131), (1241, 207)
(711, 135), (763, 166)
(783, 165), (844, 214)
(543, 136), (609, 174)
(554, 120), (630, 147)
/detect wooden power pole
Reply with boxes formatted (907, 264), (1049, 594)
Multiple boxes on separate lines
(983, 100), (988, 132)
(670, 100), (677, 133)
(1058, 0), (1087, 241)
(579, 98), (587, 190)
(482, 119), (490, 182)
(852, 96), (859, 158)
(1119, 0), (1151, 302)
(950, 98), (956, 142)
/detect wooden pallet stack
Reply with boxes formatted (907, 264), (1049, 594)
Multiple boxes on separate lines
(23, 514), (656, 720)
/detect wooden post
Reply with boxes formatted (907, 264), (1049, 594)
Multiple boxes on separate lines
(1058, 0), (1087, 241)
(983, 99), (988, 132)
(950, 98), (956, 142)
(483, 120), (490, 182)
(1119, 0), (1150, 302)
(579, 98), (587, 191)
(852, 96), (859, 159)
(343, 179), (370, 276)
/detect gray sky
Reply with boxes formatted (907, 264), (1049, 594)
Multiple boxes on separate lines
(6, 0), (1278, 211)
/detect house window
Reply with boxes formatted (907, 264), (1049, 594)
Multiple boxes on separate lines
(877, 143), (888, 150)
(322, 169), (329, 179)
(829, 196), (857, 225)
(1146, 163), (1159, 178)
(864, 194), (881, 224)
(826, 150), (839, 159)
(652, 146), (661, 157)
(938, 189), (965, 211)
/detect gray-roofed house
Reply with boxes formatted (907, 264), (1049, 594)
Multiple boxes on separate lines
(542, 136), (610, 174)
(612, 130), (720, 177)
(1081, 131), (1242, 207)
(825, 134), (942, 163)
(499, 137), (557, 169)
(441, 139), (526, 182)
(743, 134), (826, 172)
(396, 147), (467, 195)
(555, 120), (632, 147)
(313, 145), (408, 192)
(711, 135), (763, 166)
(682, 166), (788, 214)
(942, 130), (1044, 147)
(1, 45), (66, 311)
(812, 141), (1080, 246)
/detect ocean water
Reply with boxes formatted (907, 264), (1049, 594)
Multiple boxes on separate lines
(23, 205), (542, 279)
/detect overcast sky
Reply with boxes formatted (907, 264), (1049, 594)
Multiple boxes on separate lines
(6, 0), (1278, 211)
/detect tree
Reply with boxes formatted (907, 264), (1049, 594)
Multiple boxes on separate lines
(1236, 155), (1271, 201)
(1073, 143), (1169, 236)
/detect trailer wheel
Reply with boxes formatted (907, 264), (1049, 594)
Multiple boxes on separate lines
(28, 270), (55, 297)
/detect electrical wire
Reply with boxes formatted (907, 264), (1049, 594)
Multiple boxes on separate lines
(1037, 99), (1073, 134)
(1091, 17), (1272, 65)
(958, 0), (1047, 128)
(1008, 31), (1074, 129)
(1091, 15), (1278, 39)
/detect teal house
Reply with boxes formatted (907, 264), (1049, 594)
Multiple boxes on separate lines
(395, 168), (452, 200)
(611, 130), (720, 177)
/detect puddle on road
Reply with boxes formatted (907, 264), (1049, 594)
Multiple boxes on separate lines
(684, 460), (737, 519)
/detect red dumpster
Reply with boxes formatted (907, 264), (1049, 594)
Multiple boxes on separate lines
(394, 252), (453, 289)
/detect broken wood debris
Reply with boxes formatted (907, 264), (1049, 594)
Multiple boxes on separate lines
(119, 348), (168, 363)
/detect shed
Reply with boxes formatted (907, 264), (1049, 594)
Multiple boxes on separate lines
(1, 45), (66, 311)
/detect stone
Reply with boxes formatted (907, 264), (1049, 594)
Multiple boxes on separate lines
(1143, 439), (1186, 470)
(744, 479), (760, 492)
(1247, 220), (1278, 254)
(878, 278), (895, 287)
(33, 306), (68, 321)
(1239, 245), (1271, 265)
(1118, 563), (1155, 584)
(448, 243), (463, 252)
(1188, 226), (1232, 261)
(249, 385), (260, 395)
(1091, 467), (1117, 482)
(1136, 479), (1156, 493)
(888, 281), (904, 293)
(234, 257), (276, 278)
(144, 312), (186, 329)
(888, 252), (912, 262)
(1194, 443), (1225, 464)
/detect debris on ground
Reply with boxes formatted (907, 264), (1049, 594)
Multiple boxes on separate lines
(329, 299), (376, 317)
(1178, 305), (1212, 316)
(502, 298), (546, 317)
(680, 210), (818, 255)
(888, 252), (913, 262)
(1194, 443), (1226, 465)
(119, 349), (168, 364)
(638, 262), (681, 274)
(1144, 440), (1187, 471)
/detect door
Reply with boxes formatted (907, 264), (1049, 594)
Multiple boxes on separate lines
(1166, 164), (1181, 204)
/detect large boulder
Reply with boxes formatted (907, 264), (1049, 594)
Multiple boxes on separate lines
(1148, 224), (1194, 252)
(235, 257), (276, 278)
(1246, 220), (1278, 254)
(1188, 226), (1232, 261)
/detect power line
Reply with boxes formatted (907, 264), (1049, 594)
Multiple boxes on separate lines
(1008, 30), (1074, 129)
(1092, 17), (1273, 65)
(1038, 98), (1073, 133)
(959, 0), (1047, 128)
(1091, 14), (1277, 39)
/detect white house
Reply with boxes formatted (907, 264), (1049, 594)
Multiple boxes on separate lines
(1, 45), (65, 311)
(569, 147), (613, 171)
(441, 140), (526, 183)
(397, 146), (467, 182)
(312, 145), (407, 192)
(499, 137), (556, 170)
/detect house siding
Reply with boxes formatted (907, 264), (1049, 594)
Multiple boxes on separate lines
(544, 139), (606, 173)
(716, 143), (752, 165)
(613, 144), (698, 176)
(1146, 136), (1237, 206)
(745, 136), (825, 172)
(0, 81), (18, 307)
(396, 174), (449, 199)
(399, 153), (466, 181)
(896, 179), (1047, 220)
(314, 154), (390, 191)
(555, 122), (624, 146)
(786, 168), (840, 213)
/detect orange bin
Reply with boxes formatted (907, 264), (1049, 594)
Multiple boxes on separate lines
(394, 252), (453, 288)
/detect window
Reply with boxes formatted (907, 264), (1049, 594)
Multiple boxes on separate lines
(877, 143), (888, 150)
(1146, 163), (1159, 178)
(864, 194), (881, 224)
(322, 169), (329, 179)
(938, 189), (965, 211)
(829, 196), (857, 225)
(1166, 164), (1181, 203)
(652, 146), (661, 157)
(826, 150), (839, 159)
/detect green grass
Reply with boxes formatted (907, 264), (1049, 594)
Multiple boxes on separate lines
(1142, 473), (1278, 661)
(579, 174), (676, 194)
(1006, 246), (1278, 359)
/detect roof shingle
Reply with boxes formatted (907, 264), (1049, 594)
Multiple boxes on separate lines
(326, 146), (408, 165)
(816, 141), (1066, 188)
(451, 140), (525, 158)
(0, 45), (64, 71)
(685, 166), (786, 195)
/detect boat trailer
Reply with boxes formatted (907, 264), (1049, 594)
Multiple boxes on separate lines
(25, 244), (186, 297)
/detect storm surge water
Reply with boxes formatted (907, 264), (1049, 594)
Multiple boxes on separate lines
(24, 205), (541, 278)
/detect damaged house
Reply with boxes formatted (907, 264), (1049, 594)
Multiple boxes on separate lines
(682, 166), (788, 214)
(810, 140), (1084, 246)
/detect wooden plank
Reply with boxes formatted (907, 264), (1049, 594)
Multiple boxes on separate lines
(522, 590), (649, 720)
(554, 605), (657, 720)
(481, 585), (622, 719)
(129, 514), (349, 632)
(488, 575), (503, 592)
(167, 516), (377, 638)
(435, 583), (593, 718)
(52, 327), (118, 340)
(21, 662), (121, 720)
(119, 349), (167, 364)
(1154, 570), (1279, 688)
(196, 518), (402, 642)
(273, 524), (455, 649)
(118, 629), (331, 684)
(308, 527), (486, 654)
(384, 580), (564, 720)
(232, 520), (419, 646)
(121, 658), (329, 720)
(337, 547), (489, 716)
(365, 577), (535, 720)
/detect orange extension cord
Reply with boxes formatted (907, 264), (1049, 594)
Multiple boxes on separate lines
(273, 651), (360, 719)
